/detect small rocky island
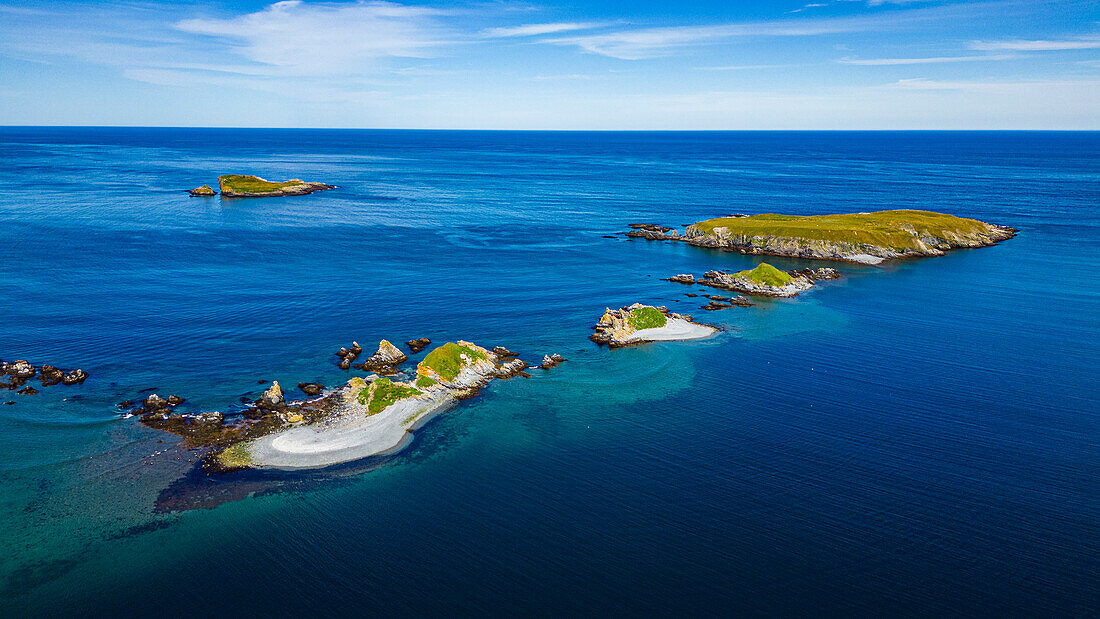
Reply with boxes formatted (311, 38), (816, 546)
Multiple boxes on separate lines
(669, 264), (840, 298)
(627, 209), (1016, 264)
(188, 184), (216, 197)
(591, 304), (717, 347)
(1, 359), (88, 400)
(138, 340), (530, 471)
(217, 174), (334, 198)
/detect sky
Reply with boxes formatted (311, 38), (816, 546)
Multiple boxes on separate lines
(1, 0), (1098, 129)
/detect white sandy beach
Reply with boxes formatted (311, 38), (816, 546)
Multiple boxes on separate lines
(248, 389), (455, 469)
(625, 317), (717, 343)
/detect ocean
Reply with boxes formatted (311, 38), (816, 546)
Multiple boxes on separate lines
(0, 128), (1096, 615)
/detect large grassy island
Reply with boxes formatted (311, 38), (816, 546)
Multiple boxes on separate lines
(628, 209), (1016, 263)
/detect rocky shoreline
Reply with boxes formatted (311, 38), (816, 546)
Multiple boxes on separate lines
(125, 338), (558, 472)
(627, 210), (1017, 263)
(217, 174), (335, 198)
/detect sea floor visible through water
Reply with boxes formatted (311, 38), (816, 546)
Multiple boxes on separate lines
(0, 129), (1096, 615)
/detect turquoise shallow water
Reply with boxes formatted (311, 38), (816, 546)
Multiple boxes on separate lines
(0, 129), (1097, 615)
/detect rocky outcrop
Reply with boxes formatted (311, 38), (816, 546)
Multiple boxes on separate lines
(188, 185), (216, 197)
(335, 341), (362, 370)
(353, 340), (407, 373)
(256, 381), (285, 410)
(624, 210), (1017, 263)
(664, 274), (696, 285)
(699, 269), (814, 297)
(406, 338), (431, 353)
(1, 359), (87, 394)
(540, 354), (566, 369)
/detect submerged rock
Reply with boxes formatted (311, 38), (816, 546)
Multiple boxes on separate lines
(492, 346), (519, 358)
(406, 338), (431, 353)
(17, 386), (38, 395)
(297, 382), (324, 396)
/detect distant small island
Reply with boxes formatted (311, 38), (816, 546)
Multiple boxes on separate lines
(669, 264), (840, 298)
(216, 174), (335, 198)
(627, 209), (1016, 263)
(590, 304), (717, 347)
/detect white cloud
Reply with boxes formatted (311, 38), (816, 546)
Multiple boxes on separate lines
(891, 77), (1100, 91)
(176, 1), (451, 75)
(970, 37), (1100, 51)
(481, 22), (607, 37)
(839, 54), (1014, 65)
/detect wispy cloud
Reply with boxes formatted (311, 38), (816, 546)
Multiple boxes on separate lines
(542, 2), (1006, 59)
(891, 77), (1100, 91)
(970, 37), (1100, 51)
(176, 1), (452, 74)
(839, 54), (1015, 65)
(482, 22), (607, 37)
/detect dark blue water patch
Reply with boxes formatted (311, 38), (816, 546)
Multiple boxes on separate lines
(0, 129), (1097, 616)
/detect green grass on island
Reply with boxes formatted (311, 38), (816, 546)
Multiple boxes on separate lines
(415, 375), (438, 388)
(357, 377), (422, 415)
(218, 174), (306, 194)
(736, 263), (792, 287)
(691, 210), (998, 251)
(628, 306), (667, 330)
(418, 342), (487, 381)
(215, 442), (253, 469)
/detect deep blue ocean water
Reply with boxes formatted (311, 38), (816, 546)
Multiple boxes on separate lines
(0, 128), (1096, 616)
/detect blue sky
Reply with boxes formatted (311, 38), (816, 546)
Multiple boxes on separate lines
(1, 0), (1098, 128)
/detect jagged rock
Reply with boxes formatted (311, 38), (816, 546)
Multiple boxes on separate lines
(61, 369), (88, 385)
(118, 400), (134, 409)
(339, 357), (352, 370)
(3, 360), (35, 379)
(17, 386), (38, 395)
(350, 341), (363, 355)
(540, 354), (566, 370)
(166, 395), (185, 406)
(39, 365), (64, 386)
(492, 346), (519, 358)
(297, 382), (324, 396)
(188, 185), (216, 197)
(664, 274), (696, 285)
(256, 381), (285, 409)
(355, 340), (408, 372)
(143, 394), (169, 410)
(707, 294), (729, 302)
(406, 338), (431, 353)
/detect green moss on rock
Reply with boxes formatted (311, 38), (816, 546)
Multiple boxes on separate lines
(628, 306), (667, 330)
(735, 263), (791, 287)
(418, 342), (487, 382)
(357, 377), (421, 415)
